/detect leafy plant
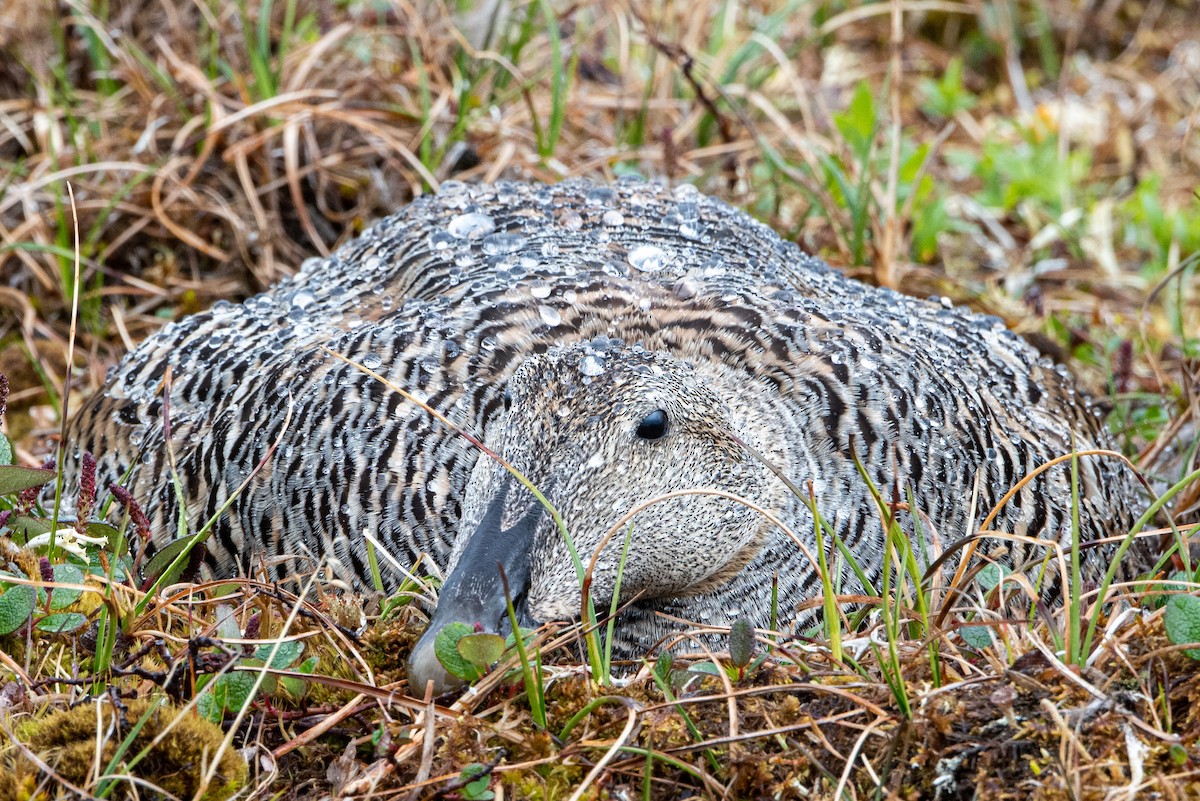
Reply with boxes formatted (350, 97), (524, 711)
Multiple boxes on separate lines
(432, 615), (543, 715)
(1164, 593), (1200, 660)
(686, 617), (767, 685)
(457, 763), (495, 801)
(433, 621), (506, 685)
(195, 626), (317, 722)
(956, 120), (1091, 215)
(918, 57), (977, 120)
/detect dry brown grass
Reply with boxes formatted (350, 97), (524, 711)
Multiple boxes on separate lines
(1, 0), (1199, 798)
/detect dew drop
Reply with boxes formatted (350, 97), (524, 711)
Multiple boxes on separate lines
(580, 355), (605, 376)
(628, 244), (667, 273)
(446, 212), (496, 240)
(673, 277), (699, 300)
(481, 232), (527, 255)
(586, 187), (616, 205)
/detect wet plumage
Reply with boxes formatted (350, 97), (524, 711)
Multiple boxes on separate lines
(66, 179), (1141, 691)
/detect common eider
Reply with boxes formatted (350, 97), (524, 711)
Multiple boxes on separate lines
(64, 179), (1141, 694)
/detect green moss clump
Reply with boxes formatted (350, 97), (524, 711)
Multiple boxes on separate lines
(8, 697), (247, 801)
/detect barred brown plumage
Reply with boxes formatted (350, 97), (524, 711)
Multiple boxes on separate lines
(64, 178), (1143, 694)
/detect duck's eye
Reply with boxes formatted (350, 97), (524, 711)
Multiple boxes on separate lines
(636, 409), (669, 440)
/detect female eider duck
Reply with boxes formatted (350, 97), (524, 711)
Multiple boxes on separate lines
(65, 179), (1141, 694)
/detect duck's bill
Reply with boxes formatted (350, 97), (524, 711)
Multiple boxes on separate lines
(406, 483), (541, 697)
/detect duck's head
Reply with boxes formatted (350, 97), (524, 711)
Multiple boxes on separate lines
(406, 340), (786, 696)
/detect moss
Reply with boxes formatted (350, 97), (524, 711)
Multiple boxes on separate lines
(8, 698), (246, 801)
(360, 604), (423, 684)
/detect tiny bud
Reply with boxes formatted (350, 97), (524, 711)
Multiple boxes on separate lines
(75, 452), (97, 533)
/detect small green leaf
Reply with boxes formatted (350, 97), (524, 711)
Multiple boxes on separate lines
(280, 655), (318, 701)
(1169, 743), (1189, 766)
(434, 622), (483, 683)
(503, 626), (537, 650)
(457, 633), (505, 671)
(976, 564), (1011, 592)
(0, 432), (12, 466)
(142, 537), (198, 587)
(0, 465), (54, 496)
(213, 605), (241, 641)
(1164, 594), (1200, 660)
(49, 563), (85, 609)
(0, 583), (36, 635)
(833, 81), (877, 161)
(36, 612), (88, 634)
(652, 651), (673, 682)
(5, 515), (50, 545)
(686, 661), (721, 677)
(459, 763), (494, 801)
(197, 671), (258, 723)
(1147, 571), (1191, 609)
(729, 618), (755, 668)
(960, 623), (994, 650)
(254, 640), (303, 669)
(239, 657), (277, 694)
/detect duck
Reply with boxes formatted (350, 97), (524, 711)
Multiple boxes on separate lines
(63, 178), (1141, 695)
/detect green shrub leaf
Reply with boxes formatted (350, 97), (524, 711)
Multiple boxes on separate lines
(1164, 594), (1200, 660)
(279, 655), (318, 701)
(254, 640), (303, 669)
(960, 623), (994, 651)
(976, 564), (1012, 592)
(434, 622), (483, 683)
(142, 537), (199, 587)
(729, 618), (755, 668)
(0, 465), (54, 496)
(49, 563), (85, 609)
(0, 432), (12, 466)
(457, 633), (505, 671)
(686, 661), (721, 677)
(36, 612), (89, 633)
(652, 651), (673, 682)
(197, 671), (258, 723)
(459, 763), (494, 801)
(0, 583), (36, 636)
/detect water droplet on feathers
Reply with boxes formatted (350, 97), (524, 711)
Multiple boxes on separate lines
(447, 212), (495, 239)
(482, 232), (526, 255)
(580, 355), (605, 376)
(628, 244), (667, 273)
